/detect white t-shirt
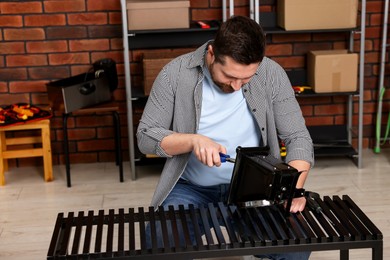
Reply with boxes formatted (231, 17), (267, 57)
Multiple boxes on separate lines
(181, 65), (261, 186)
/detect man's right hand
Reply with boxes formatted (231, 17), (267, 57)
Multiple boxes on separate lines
(191, 135), (227, 167)
(161, 133), (226, 167)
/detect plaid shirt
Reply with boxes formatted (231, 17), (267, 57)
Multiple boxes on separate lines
(137, 42), (314, 208)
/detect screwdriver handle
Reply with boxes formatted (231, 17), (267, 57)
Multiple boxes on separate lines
(305, 191), (322, 214)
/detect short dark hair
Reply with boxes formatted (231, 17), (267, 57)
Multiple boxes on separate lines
(212, 16), (266, 65)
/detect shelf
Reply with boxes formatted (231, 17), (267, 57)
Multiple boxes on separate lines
(126, 13), (357, 50)
(121, 0), (366, 180)
(313, 145), (357, 157)
(127, 21), (220, 49)
(307, 125), (358, 157)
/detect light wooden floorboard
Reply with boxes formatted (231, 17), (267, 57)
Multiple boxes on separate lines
(0, 148), (389, 259)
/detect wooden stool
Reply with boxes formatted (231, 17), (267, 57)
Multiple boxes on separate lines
(0, 119), (53, 185)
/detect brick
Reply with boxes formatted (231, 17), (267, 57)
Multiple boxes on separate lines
(0, 56), (4, 67)
(78, 139), (115, 152)
(0, 2), (42, 14)
(109, 12), (122, 25)
(26, 40), (68, 54)
(69, 39), (109, 52)
(0, 68), (27, 81)
(4, 28), (45, 41)
(0, 82), (8, 93)
(44, 0), (86, 13)
(75, 114), (113, 128)
(313, 33), (349, 42)
(314, 104), (346, 116)
(67, 128), (97, 141)
(91, 51), (124, 64)
(70, 65), (92, 75)
(67, 13), (107, 25)
(271, 34), (311, 44)
(97, 127), (115, 139)
(68, 153), (97, 164)
(265, 44), (292, 57)
(370, 13), (382, 26)
(46, 26), (87, 39)
(272, 56), (304, 69)
(0, 93), (29, 104)
(87, 0), (120, 11)
(28, 66), (70, 80)
(88, 25), (122, 38)
(191, 0), (210, 8)
(0, 15), (23, 27)
(9, 80), (48, 93)
(293, 42), (332, 56)
(191, 8), (222, 21)
(6, 54), (48, 67)
(31, 92), (50, 105)
(25, 14), (66, 27)
(305, 116), (334, 126)
(366, 27), (381, 39)
(110, 38), (123, 50)
(0, 42), (25, 55)
(49, 52), (90, 65)
(299, 105), (313, 117)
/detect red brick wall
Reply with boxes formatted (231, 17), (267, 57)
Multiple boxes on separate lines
(0, 0), (388, 167)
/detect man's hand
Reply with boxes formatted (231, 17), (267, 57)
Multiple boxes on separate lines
(289, 197), (307, 213)
(160, 133), (226, 167)
(191, 135), (227, 167)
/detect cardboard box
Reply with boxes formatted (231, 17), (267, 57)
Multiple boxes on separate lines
(277, 0), (358, 31)
(126, 0), (190, 30)
(143, 55), (174, 96)
(307, 50), (358, 93)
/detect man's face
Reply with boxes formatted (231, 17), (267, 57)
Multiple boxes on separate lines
(207, 46), (259, 93)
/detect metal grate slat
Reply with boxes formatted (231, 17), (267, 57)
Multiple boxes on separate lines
(188, 204), (205, 249)
(94, 210), (104, 254)
(208, 203), (226, 246)
(118, 208), (125, 253)
(168, 205), (182, 251)
(324, 196), (360, 240)
(157, 206), (171, 252)
(343, 195), (383, 239)
(71, 211), (84, 255)
(316, 197), (350, 241)
(128, 208), (135, 251)
(198, 205), (215, 248)
(333, 196), (373, 240)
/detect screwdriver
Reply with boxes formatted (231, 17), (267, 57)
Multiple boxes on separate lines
(219, 153), (236, 163)
(305, 191), (336, 226)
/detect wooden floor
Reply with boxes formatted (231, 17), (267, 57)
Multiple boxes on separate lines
(0, 148), (389, 260)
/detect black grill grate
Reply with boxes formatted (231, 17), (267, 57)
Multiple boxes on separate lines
(47, 195), (383, 260)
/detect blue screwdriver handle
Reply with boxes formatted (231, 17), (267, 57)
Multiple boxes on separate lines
(219, 152), (230, 162)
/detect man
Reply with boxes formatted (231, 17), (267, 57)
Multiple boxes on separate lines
(137, 16), (314, 260)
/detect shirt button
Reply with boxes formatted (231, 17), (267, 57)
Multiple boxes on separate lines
(252, 108), (257, 112)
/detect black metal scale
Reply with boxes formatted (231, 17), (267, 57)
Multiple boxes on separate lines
(47, 147), (383, 259)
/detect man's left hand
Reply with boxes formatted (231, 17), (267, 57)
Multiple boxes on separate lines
(289, 197), (307, 213)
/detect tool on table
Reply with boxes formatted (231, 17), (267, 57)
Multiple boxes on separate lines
(305, 191), (335, 226)
(219, 152), (236, 163)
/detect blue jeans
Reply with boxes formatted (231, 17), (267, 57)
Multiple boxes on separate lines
(146, 179), (311, 260)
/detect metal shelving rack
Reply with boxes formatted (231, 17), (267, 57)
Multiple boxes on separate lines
(120, 0), (366, 180)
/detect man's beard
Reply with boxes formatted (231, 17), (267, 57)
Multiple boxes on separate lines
(209, 63), (235, 93)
